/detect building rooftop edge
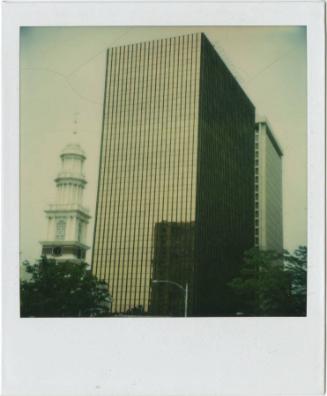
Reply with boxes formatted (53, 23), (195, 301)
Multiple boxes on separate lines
(200, 33), (255, 111)
(256, 118), (283, 157)
(106, 31), (203, 50)
(106, 32), (255, 114)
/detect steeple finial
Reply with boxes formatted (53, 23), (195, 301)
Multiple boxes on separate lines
(73, 111), (79, 136)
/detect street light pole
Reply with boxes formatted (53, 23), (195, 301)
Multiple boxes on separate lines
(152, 279), (188, 317)
(184, 282), (188, 317)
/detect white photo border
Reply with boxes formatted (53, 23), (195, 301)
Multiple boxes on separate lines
(2, 2), (325, 395)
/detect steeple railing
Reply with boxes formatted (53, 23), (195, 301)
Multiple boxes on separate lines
(46, 203), (90, 215)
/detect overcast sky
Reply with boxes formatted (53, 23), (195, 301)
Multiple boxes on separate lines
(20, 26), (307, 263)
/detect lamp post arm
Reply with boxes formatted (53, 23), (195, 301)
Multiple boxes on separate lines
(152, 279), (188, 317)
(152, 279), (185, 292)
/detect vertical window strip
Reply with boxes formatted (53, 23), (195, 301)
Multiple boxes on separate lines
(102, 46), (120, 292)
(160, 38), (172, 222)
(126, 43), (141, 311)
(113, 45), (130, 313)
(122, 44), (137, 311)
(137, 41), (151, 307)
(132, 42), (147, 308)
(95, 48), (114, 279)
(101, 49), (119, 287)
(106, 46), (124, 312)
(156, 39), (167, 226)
(129, 43), (142, 309)
(142, 40), (156, 309)
(92, 49), (111, 276)
(152, 39), (166, 309)
(191, 33), (200, 225)
(174, 36), (182, 223)
(115, 44), (132, 312)
(148, 39), (161, 311)
(167, 37), (177, 223)
(181, 35), (190, 294)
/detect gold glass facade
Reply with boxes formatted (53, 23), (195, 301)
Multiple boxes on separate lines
(92, 33), (202, 313)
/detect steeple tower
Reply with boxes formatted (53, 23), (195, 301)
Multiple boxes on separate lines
(40, 141), (91, 263)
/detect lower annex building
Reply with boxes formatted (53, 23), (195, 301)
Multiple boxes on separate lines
(255, 118), (283, 252)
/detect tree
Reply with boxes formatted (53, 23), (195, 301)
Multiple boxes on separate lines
(284, 246), (307, 315)
(229, 247), (306, 316)
(20, 257), (112, 317)
(124, 305), (146, 316)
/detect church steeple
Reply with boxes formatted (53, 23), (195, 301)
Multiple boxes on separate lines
(40, 141), (91, 263)
(56, 143), (86, 206)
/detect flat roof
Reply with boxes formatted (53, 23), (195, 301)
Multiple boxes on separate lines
(255, 120), (283, 157)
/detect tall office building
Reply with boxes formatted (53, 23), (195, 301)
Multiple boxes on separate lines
(255, 119), (283, 251)
(92, 33), (255, 315)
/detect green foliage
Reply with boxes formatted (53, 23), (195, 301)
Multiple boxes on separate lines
(284, 246), (307, 315)
(124, 305), (146, 316)
(20, 257), (112, 317)
(229, 246), (307, 316)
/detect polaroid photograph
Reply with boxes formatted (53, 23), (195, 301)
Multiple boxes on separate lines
(20, 26), (307, 319)
(2, 1), (325, 396)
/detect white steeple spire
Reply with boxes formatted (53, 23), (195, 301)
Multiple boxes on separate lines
(40, 136), (91, 263)
(55, 143), (86, 206)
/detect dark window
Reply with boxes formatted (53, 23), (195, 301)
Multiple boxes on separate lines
(53, 246), (62, 256)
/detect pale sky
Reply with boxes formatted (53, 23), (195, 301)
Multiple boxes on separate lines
(20, 26), (307, 263)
